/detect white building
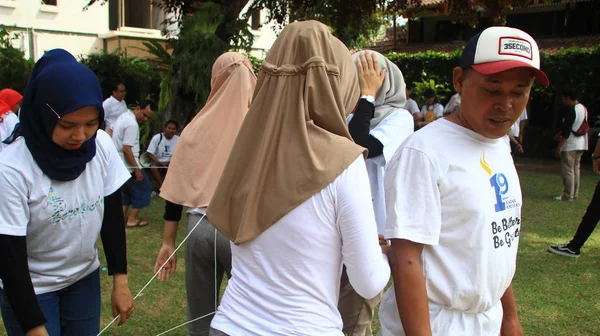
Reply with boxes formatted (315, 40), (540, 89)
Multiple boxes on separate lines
(0, 0), (279, 61)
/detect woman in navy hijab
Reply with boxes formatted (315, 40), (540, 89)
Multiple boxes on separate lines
(0, 49), (135, 336)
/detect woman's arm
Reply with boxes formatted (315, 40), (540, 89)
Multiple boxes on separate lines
(0, 235), (47, 333)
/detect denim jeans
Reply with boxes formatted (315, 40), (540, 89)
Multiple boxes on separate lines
(0, 268), (100, 336)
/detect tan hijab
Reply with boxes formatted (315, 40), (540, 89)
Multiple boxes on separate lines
(207, 21), (365, 244)
(160, 52), (257, 208)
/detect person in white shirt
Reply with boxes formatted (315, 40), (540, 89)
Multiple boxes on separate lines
(146, 119), (180, 188)
(112, 99), (156, 228)
(0, 89), (22, 152)
(0, 49), (134, 336)
(206, 21), (390, 336)
(103, 82), (128, 136)
(379, 26), (550, 336)
(403, 85), (420, 114)
(417, 89), (444, 128)
(340, 50), (414, 335)
(443, 92), (461, 116)
(553, 90), (588, 201)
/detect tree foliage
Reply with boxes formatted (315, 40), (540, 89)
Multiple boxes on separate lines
(0, 28), (34, 93)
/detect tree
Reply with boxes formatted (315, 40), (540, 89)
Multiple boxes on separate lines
(83, 0), (546, 128)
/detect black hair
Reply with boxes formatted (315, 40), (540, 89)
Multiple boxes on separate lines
(424, 89), (436, 98)
(561, 89), (579, 101)
(165, 119), (179, 129)
(111, 81), (125, 92)
(139, 99), (158, 112)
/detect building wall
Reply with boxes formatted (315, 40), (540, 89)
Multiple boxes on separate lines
(0, 0), (108, 60)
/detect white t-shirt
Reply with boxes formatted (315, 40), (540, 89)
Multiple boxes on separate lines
(103, 96), (128, 131)
(421, 103), (444, 123)
(146, 133), (179, 163)
(0, 112), (19, 152)
(0, 130), (130, 294)
(211, 155), (391, 336)
(508, 109), (528, 138)
(403, 98), (420, 115)
(347, 109), (414, 234)
(379, 119), (522, 336)
(112, 111), (140, 172)
(563, 103), (589, 152)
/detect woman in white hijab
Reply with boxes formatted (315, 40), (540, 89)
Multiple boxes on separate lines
(340, 51), (415, 335)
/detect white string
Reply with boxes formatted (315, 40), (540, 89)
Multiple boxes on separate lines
(154, 312), (216, 336)
(97, 213), (207, 336)
(149, 221), (221, 336)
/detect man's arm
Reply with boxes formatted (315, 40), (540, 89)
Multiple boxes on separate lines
(390, 239), (432, 336)
(146, 153), (161, 165)
(122, 146), (138, 169)
(556, 108), (575, 156)
(500, 284), (523, 336)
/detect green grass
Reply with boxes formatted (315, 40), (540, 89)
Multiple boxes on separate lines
(1, 163), (599, 335)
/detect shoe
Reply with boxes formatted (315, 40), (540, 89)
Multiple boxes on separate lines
(548, 243), (580, 258)
(553, 195), (572, 201)
(151, 191), (157, 198)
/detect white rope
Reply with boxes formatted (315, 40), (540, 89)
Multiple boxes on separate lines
(149, 221), (221, 336)
(154, 312), (216, 336)
(97, 213), (207, 336)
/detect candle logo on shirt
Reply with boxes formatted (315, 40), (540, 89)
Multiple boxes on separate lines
(480, 152), (509, 212)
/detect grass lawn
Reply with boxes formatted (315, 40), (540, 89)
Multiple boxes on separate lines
(1, 161), (599, 335)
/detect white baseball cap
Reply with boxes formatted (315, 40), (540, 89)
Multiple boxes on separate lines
(460, 26), (550, 87)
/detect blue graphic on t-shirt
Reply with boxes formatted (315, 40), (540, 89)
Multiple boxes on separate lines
(45, 187), (104, 224)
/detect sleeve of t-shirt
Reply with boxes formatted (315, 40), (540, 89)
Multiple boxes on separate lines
(520, 109), (528, 121)
(146, 134), (160, 155)
(102, 101), (114, 128)
(121, 121), (138, 148)
(0, 166), (30, 236)
(370, 110), (414, 166)
(337, 155), (391, 300)
(435, 104), (444, 118)
(384, 147), (443, 245)
(404, 100), (419, 114)
(97, 130), (132, 196)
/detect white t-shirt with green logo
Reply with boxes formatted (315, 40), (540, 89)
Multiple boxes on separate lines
(380, 119), (522, 335)
(0, 130), (130, 294)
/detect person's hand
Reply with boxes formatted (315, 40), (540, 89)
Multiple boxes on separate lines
(153, 244), (177, 282)
(515, 142), (524, 153)
(593, 158), (600, 174)
(356, 51), (387, 97)
(134, 169), (144, 182)
(500, 315), (524, 336)
(26, 326), (49, 336)
(161, 162), (169, 167)
(111, 274), (135, 326)
(378, 234), (391, 256)
(555, 145), (563, 158)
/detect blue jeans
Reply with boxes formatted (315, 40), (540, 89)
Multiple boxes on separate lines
(0, 268), (100, 336)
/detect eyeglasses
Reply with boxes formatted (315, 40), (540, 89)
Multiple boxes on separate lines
(46, 103), (61, 119)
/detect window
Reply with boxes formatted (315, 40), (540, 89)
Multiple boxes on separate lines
(250, 9), (261, 31)
(109, 0), (165, 31)
(42, 0), (57, 5)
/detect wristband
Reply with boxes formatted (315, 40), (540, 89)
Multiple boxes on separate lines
(360, 95), (375, 104)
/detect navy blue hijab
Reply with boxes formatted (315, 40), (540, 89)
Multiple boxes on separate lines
(19, 49), (104, 181)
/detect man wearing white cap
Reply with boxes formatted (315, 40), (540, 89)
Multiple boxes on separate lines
(379, 26), (549, 336)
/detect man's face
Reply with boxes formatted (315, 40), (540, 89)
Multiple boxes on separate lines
(135, 105), (154, 124)
(425, 96), (435, 105)
(164, 123), (178, 139)
(451, 67), (534, 139)
(113, 84), (126, 101)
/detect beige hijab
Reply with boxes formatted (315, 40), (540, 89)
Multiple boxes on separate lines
(160, 52), (257, 208)
(352, 51), (406, 129)
(207, 21), (365, 244)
